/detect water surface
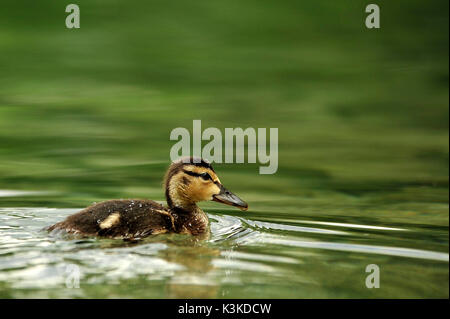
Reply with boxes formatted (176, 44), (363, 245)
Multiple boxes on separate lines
(0, 191), (447, 298)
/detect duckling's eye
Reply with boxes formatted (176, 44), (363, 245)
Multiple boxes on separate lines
(200, 172), (211, 181)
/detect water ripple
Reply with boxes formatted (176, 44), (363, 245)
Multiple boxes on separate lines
(255, 236), (449, 262)
(0, 207), (448, 296)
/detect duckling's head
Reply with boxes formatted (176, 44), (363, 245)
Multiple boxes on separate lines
(164, 157), (248, 211)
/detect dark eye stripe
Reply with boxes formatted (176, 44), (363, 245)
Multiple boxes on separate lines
(200, 173), (212, 181)
(182, 169), (212, 180)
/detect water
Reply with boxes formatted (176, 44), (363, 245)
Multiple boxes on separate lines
(0, 0), (448, 298)
(0, 197), (447, 298)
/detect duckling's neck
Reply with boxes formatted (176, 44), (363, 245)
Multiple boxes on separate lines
(165, 182), (209, 235)
(169, 204), (209, 236)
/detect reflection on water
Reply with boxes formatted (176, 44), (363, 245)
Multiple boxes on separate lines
(0, 206), (447, 298)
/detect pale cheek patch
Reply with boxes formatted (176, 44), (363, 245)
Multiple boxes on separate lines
(195, 183), (219, 201)
(99, 212), (121, 229)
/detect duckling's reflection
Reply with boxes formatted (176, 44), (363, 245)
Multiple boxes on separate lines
(158, 234), (221, 298)
(63, 232), (222, 298)
(131, 234), (222, 298)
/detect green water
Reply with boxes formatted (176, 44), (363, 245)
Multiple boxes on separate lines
(0, 0), (448, 298)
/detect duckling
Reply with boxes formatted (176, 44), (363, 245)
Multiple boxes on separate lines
(47, 157), (248, 238)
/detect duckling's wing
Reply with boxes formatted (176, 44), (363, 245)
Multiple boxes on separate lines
(47, 199), (174, 239)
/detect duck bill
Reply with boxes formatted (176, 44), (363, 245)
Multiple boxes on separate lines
(213, 185), (248, 211)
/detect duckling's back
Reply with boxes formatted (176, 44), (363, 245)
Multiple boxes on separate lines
(47, 199), (174, 239)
